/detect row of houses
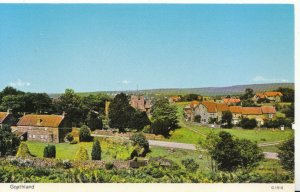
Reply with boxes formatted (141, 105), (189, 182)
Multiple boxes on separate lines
(185, 101), (276, 126)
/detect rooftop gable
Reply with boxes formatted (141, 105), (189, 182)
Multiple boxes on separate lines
(17, 114), (64, 128)
(0, 112), (9, 123)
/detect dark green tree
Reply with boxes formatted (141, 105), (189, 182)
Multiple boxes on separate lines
(221, 111), (233, 128)
(278, 136), (294, 173)
(87, 111), (103, 131)
(275, 87), (294, 102)
(150, 98), (178, 137)
(130, 111), (151, 131)
(108, 93), (135, 132)
(43, 145), (56, 158)
(0, 125), (20, 156)
(182, 94), (199, 101)
(79, 125), (92, 142)
(239, 118), (257, 129)
(91, 140), (102, 160)
(130, 133), (150, 157)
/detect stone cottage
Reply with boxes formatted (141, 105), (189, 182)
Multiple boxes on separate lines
(0, 109), (14, 128)
(15, 113), (71, 143)
(253, 92), (283, 103)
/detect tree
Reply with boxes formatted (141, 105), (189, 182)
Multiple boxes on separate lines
(16, 142), (32, 158)
(0, 95), (26, 114)
(91, 140), (102, 160)
(0, 86), (24, 101)
(130, 133), (149, 157)
(221, 111), (233, 128)
(0, 125), (20, 156)
(75, 146), (89, 161)
(43, 145), (56, 158)
(275, 87), (294, 102)
(82, 94), (111, 115)
(239, 118), (257, 129)
(150, 98), (178, 137)
(130, 111), (151, 131)
(278, 136), (294, 172)
(79, 125), (92, 142)
(56, 89), (85, 126)
(108, 93), (135, 132)
(241, 88), (255, 100)
(24, 93), (53, 114)
(86, 111), (103, 131)
(283, 104), (294, 119)
(182, 94), (199, 101)
(210, 131), (263, 172)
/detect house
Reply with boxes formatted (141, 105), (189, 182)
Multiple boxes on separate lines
(14, 113), (71, 143)
(130, 95), (151, 114)
(222, 98), (241, 105)
(229, 106), (242, 125)
(184, 100), (200, 121)
(253, 92), (283, 103)
(168, 96), (181, 103)
(0, 109), (13, 128)
(193, 101), (228, 124)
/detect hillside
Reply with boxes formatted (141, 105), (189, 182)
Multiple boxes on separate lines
(49, 83), (294, 98)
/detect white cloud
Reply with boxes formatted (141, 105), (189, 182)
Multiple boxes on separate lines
(9, 79), (31, 87)
(252, 76), (289, 83)
(120, 80), (131, 85)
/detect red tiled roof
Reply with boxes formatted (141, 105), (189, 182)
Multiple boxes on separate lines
(264, 92), (283, 97)
(17, 115), (64, 127)
(0, 112), (9, 123)
(202, 101), (217, 113)
(261, 106), (276, 114)
(216, 103), (229, 112)
(242, 107), (262, 115)
(229, 106), (242, 114)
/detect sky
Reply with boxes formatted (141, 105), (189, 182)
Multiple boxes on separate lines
(0, 4), (294, 93)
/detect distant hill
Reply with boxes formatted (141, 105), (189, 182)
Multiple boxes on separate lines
(49, 83), (294, 98)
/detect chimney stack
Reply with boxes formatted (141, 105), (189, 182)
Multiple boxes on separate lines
(7, 109), (12, 114)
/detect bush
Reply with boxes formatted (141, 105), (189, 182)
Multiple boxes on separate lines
(278, 136), (294, 172)
(181, 158), (199, 172)
(105, 162), (114, 170)
(43, 145), (56, 158)
(239, 118), (257, 129)
(65, 133), (74, 142)
(79, 125), (92, 142)
(16, 142), (32, 158)
(91, 140), (102, 160)
(63, 160), (73, 169)
(130, 133), (149, 157)
(75, 146), (89, 161)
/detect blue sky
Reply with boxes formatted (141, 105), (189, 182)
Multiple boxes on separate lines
(0, 4), (294, 93)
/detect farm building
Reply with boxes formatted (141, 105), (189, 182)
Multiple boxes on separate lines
(14, 113), (71, 143)
(253, 92), (283, 103)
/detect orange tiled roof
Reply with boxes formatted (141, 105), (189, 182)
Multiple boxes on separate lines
(17, 114), (64, 127)
(229, 106), (242, 114)
(190, 100), (200, 109)
(216, 103), (229, 112)
(202, 101), (217, 113)
(242, 107), (262, 115)
(0, 112), (9, 123)
(264, 92), (283, 97)
(255, 93), (266, 99)
(261, 106), (276, 114)
(223, 98), (241, 103)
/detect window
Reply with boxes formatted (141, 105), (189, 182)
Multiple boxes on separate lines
(41, 135), (44, 139)
(32, 135), (36, 139)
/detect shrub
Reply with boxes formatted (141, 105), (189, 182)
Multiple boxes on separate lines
(43, 145), (56, 158)
(278, 136), (294, 172)
(130, 133), (149, 157)
(65, 133), (74, 142)
(79, 125), (92, 142)
(63, 160), (73, 169)
(91, 140), (102, 160)
(181, 158), (199, 172)
(16, 142), (32, 158)
(239, 118), (257, 129)
(105, 162), (114, 170)
(75, 146), (89, 161)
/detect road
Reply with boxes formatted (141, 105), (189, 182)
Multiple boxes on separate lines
(92, 134), (279, 159)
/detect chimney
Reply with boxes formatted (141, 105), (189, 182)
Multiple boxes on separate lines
(7, 109), (12, 114)
(62, 111), (66, 118)
(37, 118), (42, 125)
